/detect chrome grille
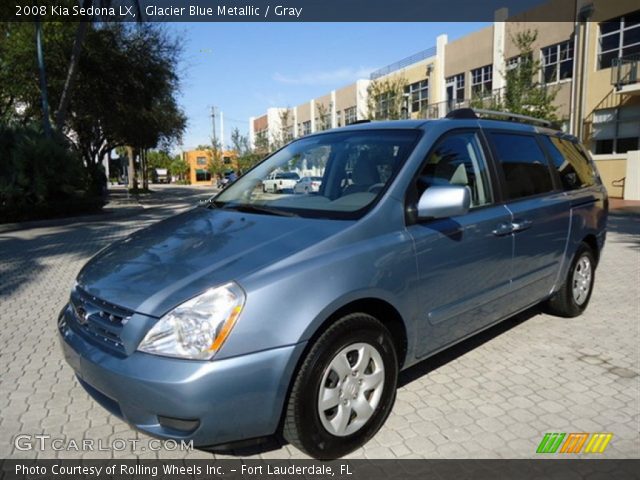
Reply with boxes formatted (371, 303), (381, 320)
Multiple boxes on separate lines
(69, 288), (133, 355)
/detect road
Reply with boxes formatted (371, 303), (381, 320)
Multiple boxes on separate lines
(0, 185), (638, 459)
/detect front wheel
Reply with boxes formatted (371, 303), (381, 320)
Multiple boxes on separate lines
(545, 242), (596, 317)
(283, 313), (398, 459)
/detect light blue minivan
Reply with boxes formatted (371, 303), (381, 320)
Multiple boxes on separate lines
(58, 109), (608, 458)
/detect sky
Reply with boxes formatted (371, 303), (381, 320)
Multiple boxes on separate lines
(171, 22), (489, 151)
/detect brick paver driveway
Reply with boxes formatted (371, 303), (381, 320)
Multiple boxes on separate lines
(1, 188), (638, 459)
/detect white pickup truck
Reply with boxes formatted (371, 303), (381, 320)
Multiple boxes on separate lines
(262, 171), (300, 193)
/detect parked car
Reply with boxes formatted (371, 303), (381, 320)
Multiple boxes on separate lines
(58, 109), (607, 459)
(294, 176), (323, 194)
(262, 171), (300, 193)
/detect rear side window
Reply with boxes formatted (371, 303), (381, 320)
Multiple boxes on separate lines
(490, 132), (554, 200)
(541, 136), (597, 190)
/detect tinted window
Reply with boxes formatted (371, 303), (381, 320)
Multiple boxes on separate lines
(416, 132), (493, 208)
(541, 136), (597, 190)
(276, 172), (300, 180)
(490, 133), (554, 200)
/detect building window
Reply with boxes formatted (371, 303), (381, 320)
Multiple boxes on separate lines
(506, 56), (521, 71)
(592, 105), (640, 154)
(375, 92), (398, 119)
(471, 65), (492, 97)
(196, 156), (207, 165)
(598, 10), (640, 69)
(195, 170), (211, 182)
(223, 156), (231, 164)
(542, 41), (574, 83)
(302, 121), (311, 136)
(336, 110), (342, 127)
(446, 73), (465, 102)
(405, 80), (429, 113)
(344, 106), (357, 125)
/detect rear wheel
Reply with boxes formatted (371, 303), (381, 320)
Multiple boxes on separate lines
(283, 313), (398, 459)
(546, 243), (596, 317)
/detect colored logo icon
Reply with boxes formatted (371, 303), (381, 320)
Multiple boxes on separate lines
(536, 433), (613, 454)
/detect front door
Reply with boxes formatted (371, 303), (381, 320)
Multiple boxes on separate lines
(407, 130), (514, 358)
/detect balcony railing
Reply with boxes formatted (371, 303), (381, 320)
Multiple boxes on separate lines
(419, 90), (505, 119)
(370, 46), (436, 80)
(612, 55), (640, 90)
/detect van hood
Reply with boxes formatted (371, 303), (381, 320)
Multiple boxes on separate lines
(77, 207), (346, 317)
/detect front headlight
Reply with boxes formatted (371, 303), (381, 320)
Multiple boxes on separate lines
(138, 282), (245, 360)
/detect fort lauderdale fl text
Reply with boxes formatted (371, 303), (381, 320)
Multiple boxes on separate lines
(16, 463), (351, 477)
(23, 4), (304, 18)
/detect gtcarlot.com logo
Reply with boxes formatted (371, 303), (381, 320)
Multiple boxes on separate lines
(536, 432), (613, 454)
(14, 434), (194, 452)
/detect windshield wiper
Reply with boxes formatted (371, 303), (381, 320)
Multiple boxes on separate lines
(222, 203), (299, 217)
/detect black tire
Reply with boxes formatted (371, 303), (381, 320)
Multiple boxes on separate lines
(545, 242), (596, 318)
(283, 313), (398, 459)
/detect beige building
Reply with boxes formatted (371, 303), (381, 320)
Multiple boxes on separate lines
(573, 0), (640, 199)
(250, 1), (640, 198)
(249, 80), (370, 150)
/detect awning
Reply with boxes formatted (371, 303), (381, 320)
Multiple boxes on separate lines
(196, 169), (207, 174)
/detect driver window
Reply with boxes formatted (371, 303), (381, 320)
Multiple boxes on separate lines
(417, 132), (493, 208)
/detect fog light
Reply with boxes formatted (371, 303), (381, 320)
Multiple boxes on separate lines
(158, 416), (200, 433)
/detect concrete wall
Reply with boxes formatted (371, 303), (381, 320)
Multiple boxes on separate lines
(503, 22), (574, 59)
(445, 26), (494, 93)
(594, 156), (627, 198)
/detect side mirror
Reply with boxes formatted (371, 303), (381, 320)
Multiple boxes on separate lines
(417, 185), (470, 220)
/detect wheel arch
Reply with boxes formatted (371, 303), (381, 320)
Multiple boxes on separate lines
(275, 296), (409, 439)
(581, 233), (599, 264)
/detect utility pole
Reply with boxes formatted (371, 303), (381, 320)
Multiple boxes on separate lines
(220, 111), (224, 151)
(210, 106), (218, 148)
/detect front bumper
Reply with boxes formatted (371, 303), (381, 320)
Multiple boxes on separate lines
(58, 307), (306, 446)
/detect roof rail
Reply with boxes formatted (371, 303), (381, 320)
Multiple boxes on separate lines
(446, 108), (555, 128)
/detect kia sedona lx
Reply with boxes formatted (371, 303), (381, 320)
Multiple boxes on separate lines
(58, 109), (607, 459)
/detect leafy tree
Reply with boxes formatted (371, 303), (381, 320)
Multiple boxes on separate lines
(67, 24), (186, 188)
(169, 156), (189, 182)
(230, 128), (262, 174)
(482, 30), (559, 121)
(231, 127), (250, 156)
(237, 153), (263, 174)
(271, 109), (293, 151)
(146, 150), (173, 170)
(366, 76), (408, 120)
(0, 22), (76, 127)
(254, 131), (270, 156)
(315, 103), (332, 131)
(1, 23), (185, 181)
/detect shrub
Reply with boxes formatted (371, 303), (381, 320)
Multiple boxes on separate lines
(0, 126), (106, 223)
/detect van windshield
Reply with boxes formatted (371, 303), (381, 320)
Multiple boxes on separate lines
(212, 130), (420, 219)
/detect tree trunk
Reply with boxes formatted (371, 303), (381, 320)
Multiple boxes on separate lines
(55, 16), (90, 132)
(35, 19), (52, 137)
(141, 149), (149, 190)
(127, 146), (136, 189)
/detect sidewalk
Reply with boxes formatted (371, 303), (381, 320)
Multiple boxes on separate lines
(0, 185), (217, 234)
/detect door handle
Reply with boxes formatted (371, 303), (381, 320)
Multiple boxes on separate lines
(511, 219), (533, 233)
(492, 223), (513, 236)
